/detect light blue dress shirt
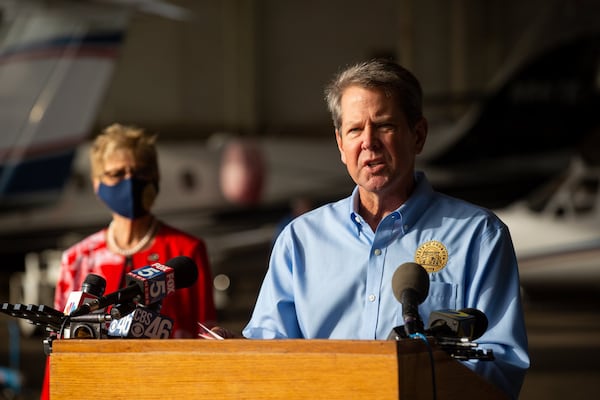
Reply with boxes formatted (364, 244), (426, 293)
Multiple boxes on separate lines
(243, 171), (529, 399)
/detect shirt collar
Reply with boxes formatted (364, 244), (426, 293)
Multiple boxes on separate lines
(349, 186), (363, 232)
(348, 171), (434, 234)
(399, 171), (435, 233)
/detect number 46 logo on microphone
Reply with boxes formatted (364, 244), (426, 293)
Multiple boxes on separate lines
(108, 307), (174, 339)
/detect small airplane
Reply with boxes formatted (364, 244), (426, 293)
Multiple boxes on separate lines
(0, 0), (196, 212)
(0, 0), (125, 211)
(495, 155), (600, 289)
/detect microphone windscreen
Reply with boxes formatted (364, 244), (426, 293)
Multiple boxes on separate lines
(391, 262), (430, 304)
(82, 273), (106, 297)
(459, 308), (489, 340)
(165, 256), (199, 289)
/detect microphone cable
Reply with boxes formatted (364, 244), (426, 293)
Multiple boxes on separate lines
(409, 332), (437, 400)
(59, 315), (70, 339)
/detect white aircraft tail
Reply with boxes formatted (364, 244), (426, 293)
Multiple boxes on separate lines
(0, 1), (130, 209)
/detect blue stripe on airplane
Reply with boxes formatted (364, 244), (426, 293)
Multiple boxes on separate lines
(0, 150), (75, 196)
(0, 31), (125, 58)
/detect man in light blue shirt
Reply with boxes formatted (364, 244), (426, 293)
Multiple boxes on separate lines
(242, 59), (529, 399)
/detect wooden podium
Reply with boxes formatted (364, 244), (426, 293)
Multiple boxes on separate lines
(49, 339), (507, 399)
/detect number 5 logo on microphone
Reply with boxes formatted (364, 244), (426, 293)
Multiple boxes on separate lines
(128, 264), (175, 305)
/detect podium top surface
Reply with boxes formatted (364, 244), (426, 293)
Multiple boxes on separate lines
(50, 339), (508, 400)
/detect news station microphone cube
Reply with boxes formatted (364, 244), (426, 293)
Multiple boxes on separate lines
(63, 292), (98, 315)
(107, 307), (173, 339)
(427, 309), (476, 338)
(126, 263), (176, 305)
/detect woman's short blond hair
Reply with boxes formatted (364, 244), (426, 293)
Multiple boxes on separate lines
(90, 123), (159, 181)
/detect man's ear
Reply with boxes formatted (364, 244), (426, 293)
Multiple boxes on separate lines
(335, 130), (347, 165)
(413, 117), (428, 154)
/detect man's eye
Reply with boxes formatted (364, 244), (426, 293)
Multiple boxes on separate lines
(378, 124), (395, 132)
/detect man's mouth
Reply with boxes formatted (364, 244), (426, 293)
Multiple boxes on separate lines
(365, 159), (384, 168)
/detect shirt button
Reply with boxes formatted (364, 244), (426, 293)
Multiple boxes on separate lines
(374, 248), (382, 256)
(368, 294), (376, 302)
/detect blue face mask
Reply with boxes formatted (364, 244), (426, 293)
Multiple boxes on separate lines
(97, 177), (158, 219)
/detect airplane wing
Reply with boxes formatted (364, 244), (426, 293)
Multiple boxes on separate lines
(420, 6), (600, 209)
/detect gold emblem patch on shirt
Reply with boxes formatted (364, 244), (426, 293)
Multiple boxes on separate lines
(415, 240), (448, 273)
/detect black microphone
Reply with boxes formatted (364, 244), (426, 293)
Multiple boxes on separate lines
(427, 308), (489, 341)
(65, 273), (108, 338)
(426, 308), (494, 361)
(70, 256), (198, 317)
(63, 273), (107, 315)
(81, 273), (106, 297)
(460, 308), (488, 340)
(391, 262), (430, 337)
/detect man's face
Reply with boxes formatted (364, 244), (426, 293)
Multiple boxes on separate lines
(335, 86), (427, 196)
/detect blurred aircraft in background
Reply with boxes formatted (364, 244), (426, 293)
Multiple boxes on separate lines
(496, 155), (600, 290)
(422, 24), (600, 208)
(0, 0), (128, 211)
(0, 0), (352, 250)
(0, 0), (598, 325)
(0, 0), (192, 211)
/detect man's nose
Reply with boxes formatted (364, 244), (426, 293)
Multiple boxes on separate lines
(361, 125), (380, 150)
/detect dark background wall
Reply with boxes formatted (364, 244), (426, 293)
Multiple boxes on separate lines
(97, 0), (595, 138)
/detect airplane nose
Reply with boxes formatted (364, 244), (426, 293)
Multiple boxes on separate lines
(219, 138), (266, 206)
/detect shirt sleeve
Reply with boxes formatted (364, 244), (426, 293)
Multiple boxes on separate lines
(461, 223), (530, 399)
(243, 230), (302, 338)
